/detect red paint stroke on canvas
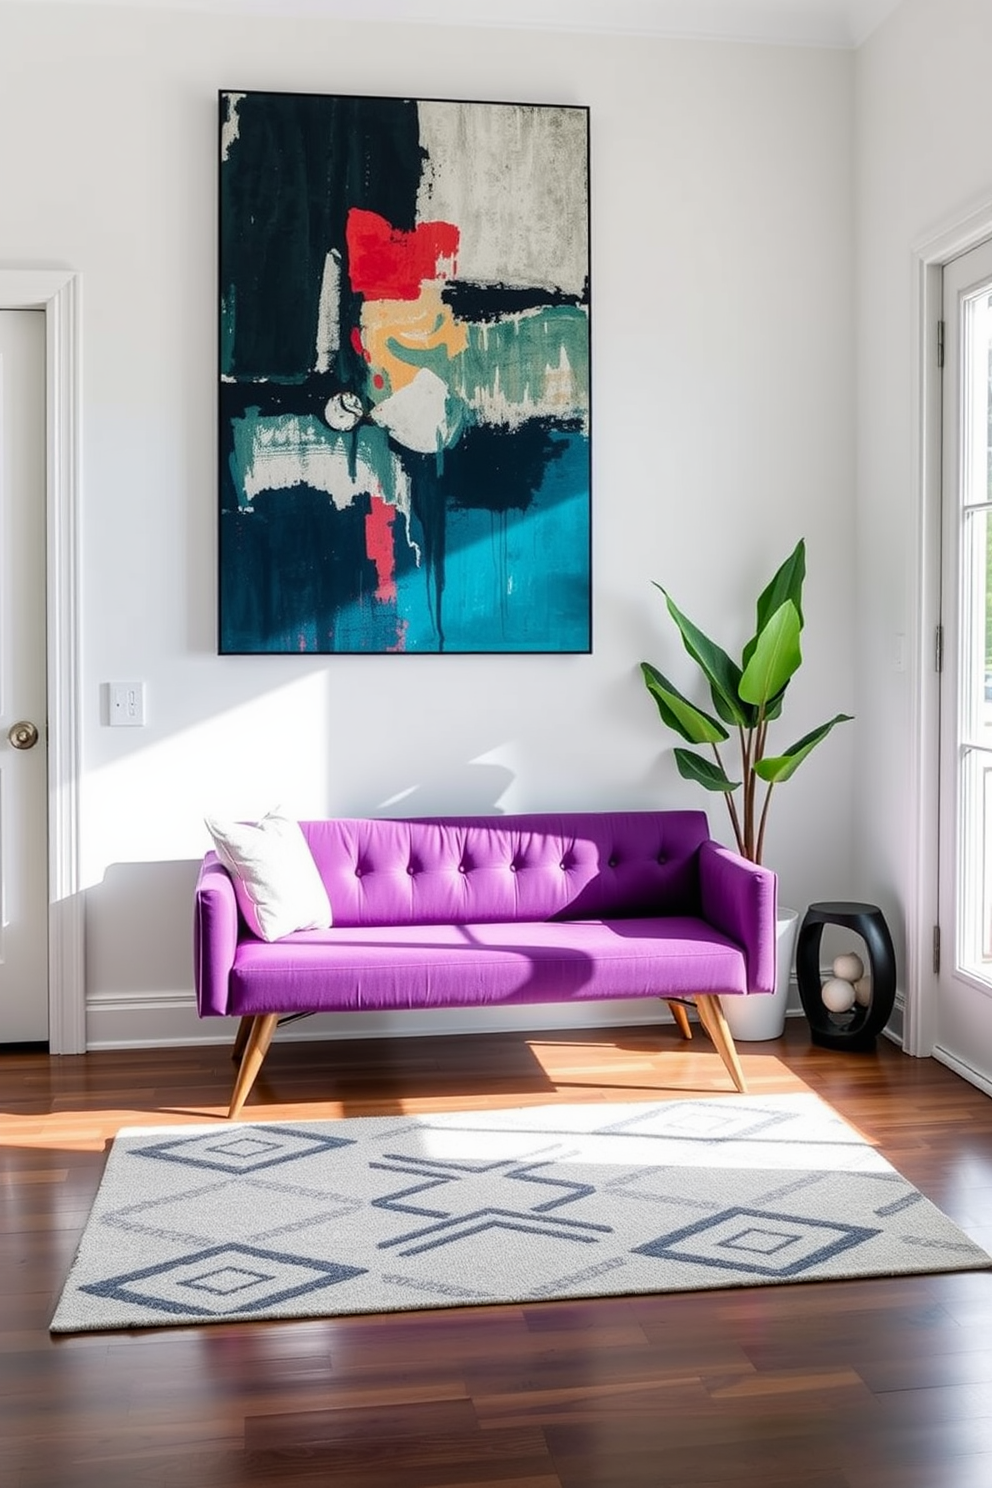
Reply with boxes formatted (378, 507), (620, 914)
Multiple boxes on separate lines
(365, 493), (398, 605)
(346, 208), (459, 300)
(386, 618), (409, 654)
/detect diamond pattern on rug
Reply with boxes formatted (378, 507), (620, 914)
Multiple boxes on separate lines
(633, 1205), (880, 1278)
(79, 1242), (366, 1319)
(598, 1099), (796, 1144)
(130, 1124), (355, 1175)
(100, 1174), (363, 1247)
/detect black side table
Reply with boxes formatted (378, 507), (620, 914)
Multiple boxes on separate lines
(795, 901), (897, 1051)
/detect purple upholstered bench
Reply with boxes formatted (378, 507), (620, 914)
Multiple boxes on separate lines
(193, 811), (777, 1117)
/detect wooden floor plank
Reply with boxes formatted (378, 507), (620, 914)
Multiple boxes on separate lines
(2, 1020), (992, 1486)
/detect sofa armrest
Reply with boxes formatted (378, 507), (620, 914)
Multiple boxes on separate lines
(193, 853), (241, 1016)
(698, 839), (777, 994)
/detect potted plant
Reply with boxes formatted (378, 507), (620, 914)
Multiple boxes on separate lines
(640, 537), (852, 1038)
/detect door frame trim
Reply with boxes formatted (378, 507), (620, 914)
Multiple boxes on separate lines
(910, 202), (992, 1058)
(0, 271), (84, 1054)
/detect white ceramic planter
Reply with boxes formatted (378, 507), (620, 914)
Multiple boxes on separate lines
(722, 905), (800, 1042)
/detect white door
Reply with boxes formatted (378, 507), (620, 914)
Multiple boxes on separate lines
(0, 310), (48, 1044)
(937, 240), (992, 1083)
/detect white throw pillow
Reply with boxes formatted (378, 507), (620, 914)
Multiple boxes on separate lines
(204, 811), (332, 941)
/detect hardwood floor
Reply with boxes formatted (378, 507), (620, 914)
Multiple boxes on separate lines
(3, 1018), (992, 1487)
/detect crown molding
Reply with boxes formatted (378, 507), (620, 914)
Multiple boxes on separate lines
(1, 0), (904, 50)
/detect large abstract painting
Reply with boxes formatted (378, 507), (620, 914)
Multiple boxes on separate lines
(219, 91), (591, 654)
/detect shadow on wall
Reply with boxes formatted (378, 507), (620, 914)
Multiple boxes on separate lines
(371, 759), (516, 817)
(86, 860), (202, 996)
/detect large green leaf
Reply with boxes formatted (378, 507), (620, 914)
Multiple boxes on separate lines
(709, 679), (757, 729)
(674, 748), (740, 793)
(763, 684), (787, 722)
(752, 713), (853, 783)
(640, 663), (729, 745)
(743, 539), (806, 670)
(655, 586), (751, 727)
(739, 600), (802, 708)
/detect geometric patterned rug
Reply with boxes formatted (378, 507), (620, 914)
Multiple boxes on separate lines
(50, 1092), (992, 1333)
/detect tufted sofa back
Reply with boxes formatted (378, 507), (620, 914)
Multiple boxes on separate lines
(299, 811), (709, 928)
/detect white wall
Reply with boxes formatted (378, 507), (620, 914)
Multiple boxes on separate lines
(857, 0), (992, 1084)
(0, 3), (857, 1046)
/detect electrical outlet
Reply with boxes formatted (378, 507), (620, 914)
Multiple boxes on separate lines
(109, 681), (146, 727)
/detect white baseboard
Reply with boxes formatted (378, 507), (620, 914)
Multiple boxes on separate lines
(84, 994), (690, 1051)
(931, 1043), (992, 1100)
(883, 992), (905, 1047)
(85, 983), (811, 1052)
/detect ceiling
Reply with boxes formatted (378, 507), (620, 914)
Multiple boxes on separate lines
(7, 0), (905, 49)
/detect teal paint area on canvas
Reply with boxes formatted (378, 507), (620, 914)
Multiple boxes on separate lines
(227, 409), (408, 514)
(331, 429), (590, 654)
(219, 424), (589, 655)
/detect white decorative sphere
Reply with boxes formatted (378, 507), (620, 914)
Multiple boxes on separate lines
(853, 976), (872, 1007)
(833, 951), (865, 983)
(822, 977), (857, 1013)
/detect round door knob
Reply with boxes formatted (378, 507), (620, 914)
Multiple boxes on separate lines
(8, 721), (40, 750)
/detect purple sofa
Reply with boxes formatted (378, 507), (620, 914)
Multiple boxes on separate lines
(194, 810), (777, 1117)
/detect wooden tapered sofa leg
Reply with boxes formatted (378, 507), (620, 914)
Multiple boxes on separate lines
(231, 1015), (253, 1064)
(695, 995), (748, 1094)
(664, 999), (693, 1041)
(228, 1013), (280, 1119)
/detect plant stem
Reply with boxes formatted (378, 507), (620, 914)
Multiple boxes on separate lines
(741, 725), (755, 860)
(755, 781), (775, 866)
(714, 742), (745, 855)
(746, 714), (772, 861)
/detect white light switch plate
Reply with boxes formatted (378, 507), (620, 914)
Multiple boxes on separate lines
(109, 681), (146, 727)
